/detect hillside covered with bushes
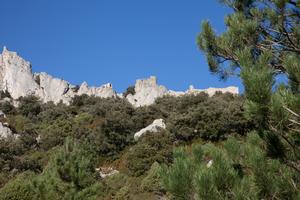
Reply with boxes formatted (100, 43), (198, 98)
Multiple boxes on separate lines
(0, 0), (299, 199)
(0, 92), (255, 199)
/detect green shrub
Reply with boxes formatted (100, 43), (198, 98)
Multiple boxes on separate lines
(125, 131), (173, 176)
(18, 96), (41, 119)
(0, 171), (36, 200)
(0, 101), (16, 115)
(140, 162), (164, 193)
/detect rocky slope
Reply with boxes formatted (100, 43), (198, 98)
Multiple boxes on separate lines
(0, 47), (239, 106)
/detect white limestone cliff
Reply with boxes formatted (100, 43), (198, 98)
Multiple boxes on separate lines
(0, 47), (116, 104)
(34, 72), (77, 104)
(77, 82), (116, 98)
(126, 76), (239, 107)
(134, 119), (166, 140)
(126, 76), (168, 107)
(0, 47), (238, 107)
(0, 47), (39, 99)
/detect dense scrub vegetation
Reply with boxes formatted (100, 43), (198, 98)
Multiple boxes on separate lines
(0, 92), (255, 199)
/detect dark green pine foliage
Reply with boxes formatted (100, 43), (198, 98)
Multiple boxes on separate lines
(197, 0), (300, 171)
(30, 138), (102, 200)
(160, 133), (299, 200)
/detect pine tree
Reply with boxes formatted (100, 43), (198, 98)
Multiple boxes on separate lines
(197, 0), (300, 171)
(160, 133), (299, 199)
(30, 138), (101, 200)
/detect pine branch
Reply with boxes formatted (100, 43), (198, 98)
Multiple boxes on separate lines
(283, 106), (300, 117)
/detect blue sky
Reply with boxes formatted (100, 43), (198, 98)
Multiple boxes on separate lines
(0, 0), (242, 93)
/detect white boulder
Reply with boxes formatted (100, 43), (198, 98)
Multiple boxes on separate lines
(207, 160), (213, 168)
(96, 167), (119, 178)
(134, 119), (166, 141)
(0, 110), (6, 118)
(0, 122), (13, 138)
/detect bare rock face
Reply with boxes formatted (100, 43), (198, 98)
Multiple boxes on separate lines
(0, 47), (239, 107)
(34, 72), (77, 104)
(134, 119), (166, 141)
(0, 47), (116, 104)
(126, 76), (168, 107)
(126, 76), (239, 107)
(0, 47), (39, 99)
(185, 85), (239, 97)
(77, 82), (116, 98)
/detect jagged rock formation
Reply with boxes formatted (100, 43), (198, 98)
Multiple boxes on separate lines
(0, 47), (239, 106)
(126, 76), (168, 107)
(134, 119), (166, 140)
(0, 47), (39, 99)
(34, 72), (77, 103)
(0, 47), (116, 104)
(127, 76), (239, 107)
(77, 82), (116, 98)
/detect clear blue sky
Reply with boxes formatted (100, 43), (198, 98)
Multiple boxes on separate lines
(0, 0), (242, 93)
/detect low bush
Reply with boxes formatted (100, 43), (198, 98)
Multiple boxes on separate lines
(125, 131), (173, 176)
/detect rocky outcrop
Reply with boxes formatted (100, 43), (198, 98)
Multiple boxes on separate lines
(126, 76), (239, 107)
(0, 47), (39, 100)
(96, 167), (119, 178)
(0, 47), (116, 104)
(0, 122), (14, 138)
(0, 47), (239, 107)
(77, 82), (116, 98)
(34, 72), (77, 104)
(134, 119), (166, 140)
(184, 85), (239, 97)
(0, 110), (6, 118)
(126, 76), (168, 107)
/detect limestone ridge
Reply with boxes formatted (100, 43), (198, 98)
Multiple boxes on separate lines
(126, 76), (239, 107)
(0, 47), (239, 106)
(126, 76), (168, 107)
(0, 47), (116, 104)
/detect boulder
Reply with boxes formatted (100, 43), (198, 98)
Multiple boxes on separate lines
(0, 122), (14, 138)
(134, 119), (166, 141)
(0, 110), (6, 118)
(207, 160), (213, 168)
(96, 167), (119, 178)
